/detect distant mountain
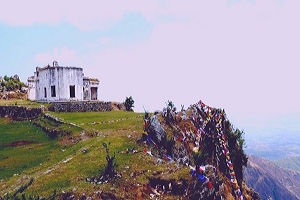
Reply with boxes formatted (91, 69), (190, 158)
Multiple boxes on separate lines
(244, 128), (300, 161)
(244, 155), (300, 200)
(230, 113), (300, 161)
(275, 156), (300, 173)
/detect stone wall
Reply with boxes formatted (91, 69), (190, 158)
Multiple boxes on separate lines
(0, 106), (42, 120)
(48, 101), (125, 112)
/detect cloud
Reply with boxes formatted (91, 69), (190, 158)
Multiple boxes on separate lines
(1, 0), (299, 31)
(0, 1), (64, 26)
(98, 37), (112, 45)
(0, 0), (160, 30)
(34, 47), (77, 66)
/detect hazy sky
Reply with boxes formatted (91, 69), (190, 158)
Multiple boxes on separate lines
(0, 0), (299, 131)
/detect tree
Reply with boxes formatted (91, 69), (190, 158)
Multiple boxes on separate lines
(3, 75), (9, 82)
(101, 142), (118, 179)
(165, 100), (176, 124)
(227, 128), (248, 190)
(166, 100), (176, 112)
(0, 75), (26, 91)
(124, 96), (134, 111)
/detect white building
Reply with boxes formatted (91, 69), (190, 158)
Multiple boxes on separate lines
(27, 61), (99, 102)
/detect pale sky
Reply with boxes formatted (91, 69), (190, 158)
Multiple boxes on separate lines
(0, 0), (299, 132)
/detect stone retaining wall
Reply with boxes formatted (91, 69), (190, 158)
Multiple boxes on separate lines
(0, 106), (42, 120)
(48, 101), (125, 112)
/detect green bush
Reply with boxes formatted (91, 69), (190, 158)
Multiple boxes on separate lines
(124, 96), (134, 111)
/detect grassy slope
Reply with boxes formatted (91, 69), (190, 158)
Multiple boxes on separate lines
(0, 99), (46, 108)
(0, 118), (56, 180)
(0, 111), (189, 198)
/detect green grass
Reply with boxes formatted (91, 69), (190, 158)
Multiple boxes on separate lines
(0, 111), (191, 198)
(0, 118), (59, 180)
(0, 119), (51, 145)
(0, 111), (146, 196)
(35, 114), (85, 138)
(48, 110), (144, 130)
(0, 99), (47, 108)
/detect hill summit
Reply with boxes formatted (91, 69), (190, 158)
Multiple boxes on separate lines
(0, 100), (261, 199)
(142, 100), (260, 199)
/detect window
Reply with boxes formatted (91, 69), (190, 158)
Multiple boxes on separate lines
(44, 87), (47, 98)
(70, 85), (75, 98)
(51, 86), (56, 97)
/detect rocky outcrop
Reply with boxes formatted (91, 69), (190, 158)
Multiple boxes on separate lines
(146, 115), (167, 145)
(143, 100), (258, 199)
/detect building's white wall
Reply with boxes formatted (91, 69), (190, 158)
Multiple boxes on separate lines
(56, 67), (83, 101)
(83, 78), (90, 100)
(28, 63), (101, 102)
(35, 69), (49, 101)
(27, 79), (35, 100)
(35, 67), (83, 101)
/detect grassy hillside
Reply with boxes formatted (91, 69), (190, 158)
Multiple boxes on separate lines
(0, 104), (262, 199)
(0, 118), (56, 180)
(0, 99), (44, 108)
(1, 111), (189, 199)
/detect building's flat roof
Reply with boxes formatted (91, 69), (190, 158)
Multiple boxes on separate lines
(83, 77), (99, 82)
(89, 78), (99, 82)
(27, 76), (34, 81)
(37, 66), (83, 72)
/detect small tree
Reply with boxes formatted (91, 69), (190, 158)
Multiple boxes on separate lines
(166, 100), (176, 112)
(124, 96), (134, 111)
(165, 100), (176, 124)
(101, 142), (118, 179)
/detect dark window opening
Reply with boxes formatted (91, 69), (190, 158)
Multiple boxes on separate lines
(44, 87), (47, 98)
(70, 85), (75, 98)
(51, 85), (56, 97)
(91, 87), (98, 100)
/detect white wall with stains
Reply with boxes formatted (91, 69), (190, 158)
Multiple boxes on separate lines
(27, 62), (99, 102)
(34, 66), (83, 101)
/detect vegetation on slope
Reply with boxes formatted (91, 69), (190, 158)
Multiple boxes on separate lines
(0, 118), (56, 180)
(0, 99), (45, 108)
(143, 100), (252, 199)
(0, 75), (26, 92)
(0, 111), (150, 199)
(0, 101), (259, 199)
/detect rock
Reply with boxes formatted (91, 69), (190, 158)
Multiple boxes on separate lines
(82, 148), (88, 153)
(147, 115), (166, 145)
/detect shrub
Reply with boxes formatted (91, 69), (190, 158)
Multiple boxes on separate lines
(101, 142), (118, 179)
(124, 96), (134, 111)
